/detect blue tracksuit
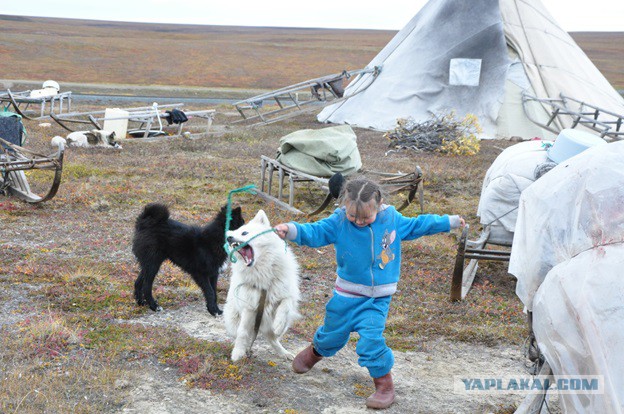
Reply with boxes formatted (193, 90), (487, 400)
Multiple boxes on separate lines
(286, 205), (454, 378)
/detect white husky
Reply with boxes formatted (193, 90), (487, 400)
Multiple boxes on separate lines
(224, 210), (300, 362)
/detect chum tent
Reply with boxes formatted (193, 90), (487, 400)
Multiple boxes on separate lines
(318, 0), (624, 139)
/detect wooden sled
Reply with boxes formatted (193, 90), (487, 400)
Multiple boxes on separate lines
(523, 93), (624, 140)
(256, 155), (424, 216)
(450, 224), (512, 301)
(232, 67), (380, 126)
(50, 104), (215, 138)
(0, 137), (64, 203)
(0, 88), (72, 120)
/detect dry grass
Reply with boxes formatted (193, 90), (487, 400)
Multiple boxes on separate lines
(0, 15), (622, 91)
(0, 15), (392, 91)
(1, 106), (526, 410)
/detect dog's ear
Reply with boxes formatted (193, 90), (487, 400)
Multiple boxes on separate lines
(232, 206), (243, 220)
(252, 209), (270, 226)
(329, 172), (345, 199)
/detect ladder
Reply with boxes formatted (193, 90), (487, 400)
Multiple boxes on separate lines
(523, 93), (624, 140)
(232, 67), (381, 126)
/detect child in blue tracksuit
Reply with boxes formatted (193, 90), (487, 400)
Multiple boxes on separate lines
(275, 178), (463, 409)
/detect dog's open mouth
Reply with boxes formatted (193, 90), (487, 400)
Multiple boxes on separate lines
(230, 242), (254, 266)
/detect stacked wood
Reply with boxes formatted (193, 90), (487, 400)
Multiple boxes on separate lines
(384, 113), (479, 155)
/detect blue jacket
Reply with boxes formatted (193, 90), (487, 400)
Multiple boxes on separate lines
(286, 205), (454, 296)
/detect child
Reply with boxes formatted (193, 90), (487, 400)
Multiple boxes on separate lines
(274, 177), (464, 409)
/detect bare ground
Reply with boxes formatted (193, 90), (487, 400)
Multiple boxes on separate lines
(121, 301), (528, 414)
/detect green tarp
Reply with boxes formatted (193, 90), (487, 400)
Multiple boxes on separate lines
(276, 125), (362, 177)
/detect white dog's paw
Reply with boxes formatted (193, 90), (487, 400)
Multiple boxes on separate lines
(231, 347), (247, 362)
(284, 351), (295, 361)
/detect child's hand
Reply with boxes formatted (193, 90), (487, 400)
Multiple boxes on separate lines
(274, 223), (289, 239)
(459, 217), (466, 228)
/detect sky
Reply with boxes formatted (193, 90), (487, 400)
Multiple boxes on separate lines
(1, 0), (623, 32)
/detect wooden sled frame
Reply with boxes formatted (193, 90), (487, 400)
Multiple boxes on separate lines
(256, 155), (424, 216)
(523, 92), (624, 140)
(50, 103), (216, 138)
(232, 67), (381, 126)
(0, 137), (65, 203)
(450, 224), (512, 301)
(0, 88), (72, 120)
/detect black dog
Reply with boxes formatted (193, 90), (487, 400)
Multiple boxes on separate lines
(132, 203), (244, 316)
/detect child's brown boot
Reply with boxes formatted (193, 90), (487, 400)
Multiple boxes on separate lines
(365, 372), (395, 409)
(292, 345), (323, 374)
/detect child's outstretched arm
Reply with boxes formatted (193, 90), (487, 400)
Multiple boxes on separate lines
(274, 211), (341, 247)
(398, 213), (464, 240)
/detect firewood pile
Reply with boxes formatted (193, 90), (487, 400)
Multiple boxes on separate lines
(384, 113), (481, 155)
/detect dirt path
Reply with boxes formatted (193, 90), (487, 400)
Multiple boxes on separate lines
(122, 302), (534, 414)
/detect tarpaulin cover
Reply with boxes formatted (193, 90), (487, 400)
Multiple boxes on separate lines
(276, 124), (362, 177)
(509, 140), (624, 309)
(509, 140), (624, 412)
(532, 244), (624, 413)
(477, 140), (551, 233)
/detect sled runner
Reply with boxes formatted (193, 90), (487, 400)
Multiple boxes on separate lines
(1, 137), (64, 203)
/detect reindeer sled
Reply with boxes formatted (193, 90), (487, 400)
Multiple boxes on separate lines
(0, 113), (64, 203)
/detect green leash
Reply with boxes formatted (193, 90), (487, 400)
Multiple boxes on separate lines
(222, 184), (278, 264)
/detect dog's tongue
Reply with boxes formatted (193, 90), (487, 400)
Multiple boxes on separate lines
(239, 245), (254, 266)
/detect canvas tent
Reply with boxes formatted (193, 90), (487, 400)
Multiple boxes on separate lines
(318, 0), (624, 139)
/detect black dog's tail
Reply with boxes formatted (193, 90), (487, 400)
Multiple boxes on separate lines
(135, 203), (170, 231)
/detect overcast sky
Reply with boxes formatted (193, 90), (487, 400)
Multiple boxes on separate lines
(2, 0), (623, 31)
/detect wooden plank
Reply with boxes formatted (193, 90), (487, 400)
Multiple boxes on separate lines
(255, 191), (303, 215)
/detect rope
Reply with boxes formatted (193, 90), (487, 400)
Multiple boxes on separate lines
(224, 184), (256, 234)
(221, 184), (279, 263)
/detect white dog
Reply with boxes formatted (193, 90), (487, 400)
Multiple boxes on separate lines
(66, 130), (121, 149)
(224, 210), (300, 362)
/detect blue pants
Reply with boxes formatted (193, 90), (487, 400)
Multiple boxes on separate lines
(313, 292), (394, 378)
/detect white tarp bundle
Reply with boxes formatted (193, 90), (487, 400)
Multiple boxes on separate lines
(477, 140), (552, 233)
(318, 0), (624, 139)
(509, 140), (624, 308)
(532, 244), (624, 413)
(509, 141), (624, 412)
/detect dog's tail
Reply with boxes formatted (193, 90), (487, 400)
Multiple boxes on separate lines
(135, 203), (170, 230)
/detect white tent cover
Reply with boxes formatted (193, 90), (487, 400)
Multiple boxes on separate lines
(318, 0), (624, 139)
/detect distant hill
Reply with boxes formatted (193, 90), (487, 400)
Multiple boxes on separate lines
(0, 14), (622, 93)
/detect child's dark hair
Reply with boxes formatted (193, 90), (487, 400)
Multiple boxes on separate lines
(339, 177), (386, 215)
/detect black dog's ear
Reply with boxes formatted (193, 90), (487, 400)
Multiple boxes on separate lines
(329, 172), (345, 199)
